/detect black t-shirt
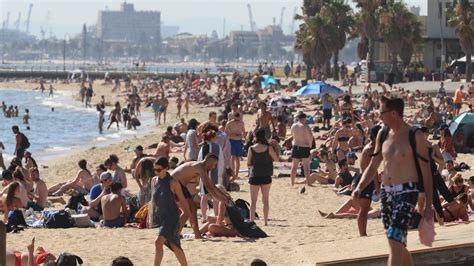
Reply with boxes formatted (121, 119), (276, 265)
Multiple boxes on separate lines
(339, 172), (353, 187)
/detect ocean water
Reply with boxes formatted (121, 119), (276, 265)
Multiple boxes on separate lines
(0, 88), (155, 163)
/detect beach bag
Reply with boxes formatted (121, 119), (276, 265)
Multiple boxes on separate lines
(235, 198), (258, 219)
(20, 133), (30, 149)
(71, 214), (91, 228)
(226, 202), (267, 238)
(126, 196), (140, 222)
(135, 204), (148, 221)
(43, 210), (74, 229)
(65, 192), (88, 213)
(56, 253), (83, 266)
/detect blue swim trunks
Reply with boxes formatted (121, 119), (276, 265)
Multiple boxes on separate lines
(229, 139), (243, 157)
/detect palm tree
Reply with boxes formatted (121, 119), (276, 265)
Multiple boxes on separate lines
(378, 1), (422, 79)
(321, 0), (354, 80)
(353, 0), (386, 76)
(295, 0), (343, 80)
(448, 0), (474, 82)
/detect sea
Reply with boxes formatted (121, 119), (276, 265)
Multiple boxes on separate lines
(0, 88), (155, 164)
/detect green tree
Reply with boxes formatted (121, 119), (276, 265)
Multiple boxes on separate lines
(353, 0), (386, 76)
(378, 1), (422, 79)
(448, 0), (474, 82)
(321, 0), (354, 80)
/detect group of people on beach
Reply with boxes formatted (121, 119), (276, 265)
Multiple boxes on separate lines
(1, 67), (474, 266)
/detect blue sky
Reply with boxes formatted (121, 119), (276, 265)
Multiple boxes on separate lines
(1, 0), (428, 38)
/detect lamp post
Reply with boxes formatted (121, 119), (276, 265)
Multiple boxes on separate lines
(63, 33), (70, 72)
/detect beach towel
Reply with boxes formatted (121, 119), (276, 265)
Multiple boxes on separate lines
(418, 217), (436, 247)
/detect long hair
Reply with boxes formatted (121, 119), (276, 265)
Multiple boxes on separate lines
(140, 159), (154, 181)
(6, 181), (20, 207)
(78, 159), (92, 176)
(255, 128), (269, 146)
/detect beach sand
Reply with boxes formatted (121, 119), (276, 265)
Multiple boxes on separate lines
(1, 78), (473, 265)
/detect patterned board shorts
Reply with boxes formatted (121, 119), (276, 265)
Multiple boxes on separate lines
(381, 182), (419, 246)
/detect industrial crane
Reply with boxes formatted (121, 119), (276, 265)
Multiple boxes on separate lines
(25, 3), (33, 33)
(2, 12), (10, 29)
(14, 12), (22, 31)
(279, 7), (285, 29)
(289, 7), (297, 34)
(246, 3), (256, 31)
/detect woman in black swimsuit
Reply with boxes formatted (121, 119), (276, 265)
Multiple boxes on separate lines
(246, 128), (279, 225)
(332, 118), (353, 161)
(340, 95), (353, 121)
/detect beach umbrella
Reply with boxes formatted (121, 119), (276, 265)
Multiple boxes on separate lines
(449, 111), (474, 135)
(293, 81), (344, 97)
(261, 75), (278, 89)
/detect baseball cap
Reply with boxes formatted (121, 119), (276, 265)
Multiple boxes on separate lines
(347, 151), (358, 160)
(100, 172), (112, 181)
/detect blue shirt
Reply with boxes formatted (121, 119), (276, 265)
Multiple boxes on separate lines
(322, 94), (333, 110)
(89, 183), (103, 200)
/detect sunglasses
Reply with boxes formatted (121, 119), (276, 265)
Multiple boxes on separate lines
(380, 109), (392, 115)
(154, 167), (164, 173)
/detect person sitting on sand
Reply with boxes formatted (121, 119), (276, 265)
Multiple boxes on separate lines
(3, 181), (24, 222)
(105, 154), (127, 188)
(441, 199), (469, 222)
(335, 159), (354, 188)
(26, 167), (48, 211)
(23, 152), (38, 174)
(48, 159), (96, 196)
(448, 174), (469, 203)
(199, 184), (239, 237)
(12, 167), (34, 196)
(154, 135), (182, 160)
(467, 176), (474, 211)
(101, 182), (128, 228)
(302, 150), (337, 185)
(81, 172), (113, 220)
(133, 157), (156, 206)
(318, 198), (381, 220)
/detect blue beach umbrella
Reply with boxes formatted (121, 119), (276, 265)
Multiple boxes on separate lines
(261, 75), (278, 89)
(449, 111), (474, 135)
(293, 81), (344, 97)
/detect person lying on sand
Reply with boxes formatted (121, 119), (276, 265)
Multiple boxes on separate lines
(6, 239), (57, 266)
(318, 198), (381, 219)
(48, 159), (96, 196)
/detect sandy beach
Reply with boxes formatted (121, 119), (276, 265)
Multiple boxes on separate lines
(1, 78), (473, 265)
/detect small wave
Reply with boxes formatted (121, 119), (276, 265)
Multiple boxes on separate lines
(44, 146), (72, 152)
(95, 137), (107, 141)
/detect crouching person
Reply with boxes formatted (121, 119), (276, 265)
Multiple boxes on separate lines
(81, 172), (112, 221)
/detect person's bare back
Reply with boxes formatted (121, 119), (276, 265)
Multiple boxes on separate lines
(291, 122), (313, 147)
(101, 193), (125, 221)
(171, 161), (203, 185)
(154, 142), (170, 159)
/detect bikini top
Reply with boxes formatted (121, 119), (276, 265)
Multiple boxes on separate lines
(338, 136), (350, 142)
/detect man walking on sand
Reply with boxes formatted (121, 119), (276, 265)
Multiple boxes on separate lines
(290, 112), (313, 186)
(353, 96), (433, 266)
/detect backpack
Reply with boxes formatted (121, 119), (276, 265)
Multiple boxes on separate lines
(43, 210), (74, 229)
(235, 198), (258, 219)
(376, 126), (428, 189)
(226, 202), (267, 238)
(20, 133), (30, 149)
(56, 252), (84, 266)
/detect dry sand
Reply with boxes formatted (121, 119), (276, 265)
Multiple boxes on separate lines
(1, 78), (473, 265)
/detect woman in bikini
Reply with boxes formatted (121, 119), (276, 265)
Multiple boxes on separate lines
(3, 181), (23, 222)
(48, 159), (96, 196)
(332, 118), (353, 161)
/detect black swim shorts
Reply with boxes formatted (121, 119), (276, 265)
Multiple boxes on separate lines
(323, 109), (332, 120)
(381, 182), (419, 246)
(292, 145), (311, 159)
(180, 183), (192, 199)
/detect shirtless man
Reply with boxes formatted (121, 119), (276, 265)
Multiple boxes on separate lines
(170, 154), (231, 238)
(130, 145), (149, 177)
(227, 103), (242, 121)
(176, 95), (183, 118)
(154, 135), (182, 159)
(27, 167), (48, 211)
(225, 112), (246, 179)
(290, 112), (314, 186)
(256, 102), (275, 139)
(198, 111), (218, 135)
(353, 96), (433, 266)
(101, 182), (128, 227)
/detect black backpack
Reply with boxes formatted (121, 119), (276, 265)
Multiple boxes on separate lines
(56, 252), (84, 266)
(44, 210), (74, 229)
(20, 133), (30, 149)
(235, 198), (258, 219)
(376, 126), (428, 189)
(226, 202), (267, 238)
